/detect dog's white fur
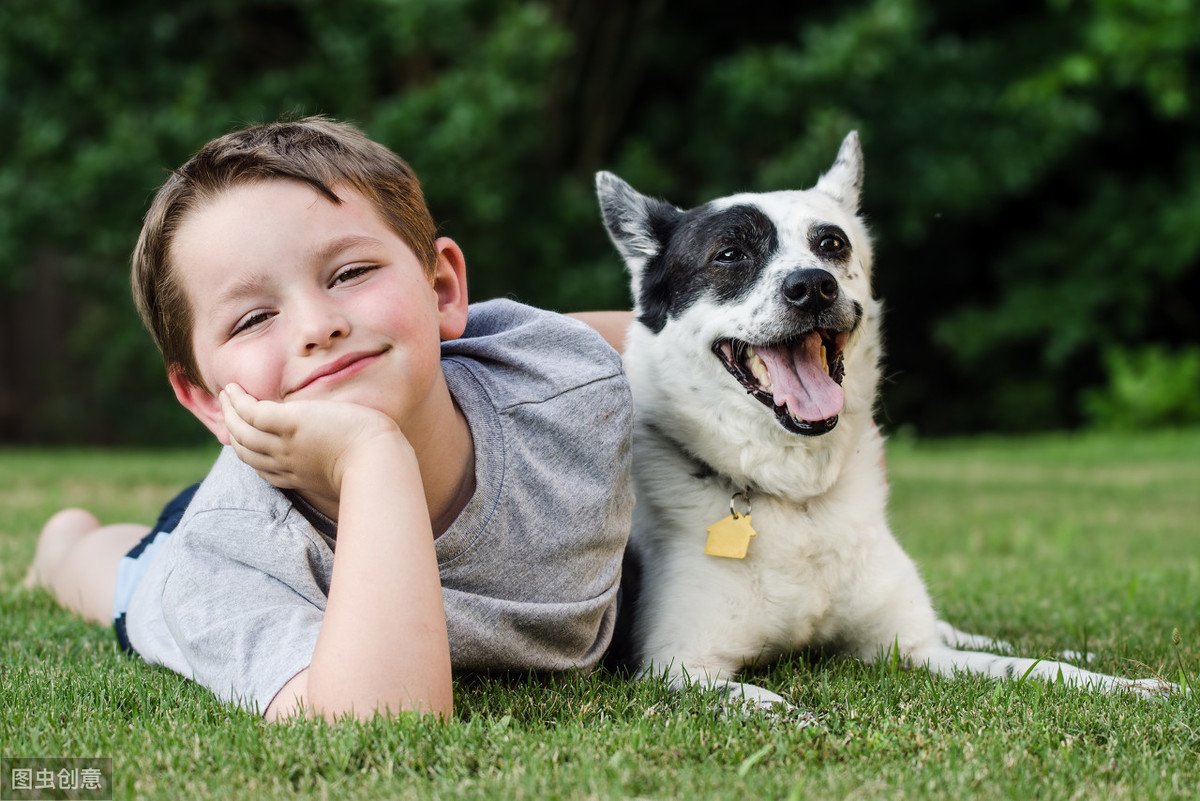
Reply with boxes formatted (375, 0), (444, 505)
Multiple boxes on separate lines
(597, 132), (1173, 708)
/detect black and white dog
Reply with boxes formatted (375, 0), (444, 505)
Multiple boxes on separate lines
(597, 132), (1172, 708)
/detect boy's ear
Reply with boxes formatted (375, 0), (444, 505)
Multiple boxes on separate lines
(432, 236), (469, 341)
(168, 368), (231, 445)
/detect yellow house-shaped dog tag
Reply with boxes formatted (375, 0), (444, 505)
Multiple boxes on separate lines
(705, 513), (757, 559)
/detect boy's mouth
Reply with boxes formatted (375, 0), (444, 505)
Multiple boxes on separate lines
(713, 329), (847, 435)
(286, 347), (390, 396)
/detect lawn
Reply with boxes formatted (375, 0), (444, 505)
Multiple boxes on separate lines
(2, 431), (1197, 800)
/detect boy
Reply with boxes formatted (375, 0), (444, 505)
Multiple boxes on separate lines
(25, 116), (634, 722)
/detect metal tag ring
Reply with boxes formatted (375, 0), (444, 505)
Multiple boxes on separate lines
(730, 491), (752, 519)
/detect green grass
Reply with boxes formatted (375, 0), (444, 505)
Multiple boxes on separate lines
(2, 432), (1198, 800)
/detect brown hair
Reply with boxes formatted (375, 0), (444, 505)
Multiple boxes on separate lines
(131, 116), (438, 388)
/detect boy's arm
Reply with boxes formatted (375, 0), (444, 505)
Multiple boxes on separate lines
(569, 311), (632, 354)
(220, 385), (452, 721)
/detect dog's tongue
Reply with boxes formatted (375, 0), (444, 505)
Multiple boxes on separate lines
(755, 333), (844, 422)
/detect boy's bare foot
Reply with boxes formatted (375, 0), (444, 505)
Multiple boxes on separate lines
(24, 508), (102, 590)
(24, 510), (149, 624)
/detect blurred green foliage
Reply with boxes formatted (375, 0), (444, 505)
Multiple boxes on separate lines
(1, 0), (1197, 444)
(1082, 345), (1200, 429)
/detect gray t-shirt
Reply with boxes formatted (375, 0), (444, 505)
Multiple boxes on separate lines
(124, 299), (633, 712)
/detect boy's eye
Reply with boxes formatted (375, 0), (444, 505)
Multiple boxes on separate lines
(332, 264), (378, 286)
(231, 311), (273, 336)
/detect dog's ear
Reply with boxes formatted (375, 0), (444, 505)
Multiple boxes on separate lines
(595, 171), (679, 275)
(814, 131), (864, 213)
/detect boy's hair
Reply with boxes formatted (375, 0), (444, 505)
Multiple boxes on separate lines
(131, 116), (439, 389)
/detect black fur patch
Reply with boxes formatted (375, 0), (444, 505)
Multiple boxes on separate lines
(637, 204), (779, 332)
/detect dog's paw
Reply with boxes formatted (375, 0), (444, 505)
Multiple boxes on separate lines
(936, 621), (1013, 653)
(715, 679), (790, 709)
(1116, 676), (1185, 700)
(706, 679), (818, 725)
(645, 666), (814, 725)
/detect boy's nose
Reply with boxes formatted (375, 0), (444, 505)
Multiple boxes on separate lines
(294, 299), (350, 352)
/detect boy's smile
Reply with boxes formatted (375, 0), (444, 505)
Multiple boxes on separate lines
(285, 347), (391, 398)
(167, 178), (468, 444)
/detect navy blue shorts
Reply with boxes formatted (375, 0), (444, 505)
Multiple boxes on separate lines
(112, 483), (200, 653)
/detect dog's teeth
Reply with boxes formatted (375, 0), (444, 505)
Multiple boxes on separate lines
(747, 347), (772, 389)
(821, 343), (828, 375)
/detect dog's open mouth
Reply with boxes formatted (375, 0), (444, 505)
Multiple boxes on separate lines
(714, 330), (848, 436)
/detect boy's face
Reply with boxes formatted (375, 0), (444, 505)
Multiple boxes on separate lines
(167, 179), (468, 444)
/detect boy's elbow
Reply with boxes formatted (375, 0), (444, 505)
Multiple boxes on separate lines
(264, 667), (453, 723)
(317, 687), (453, 724)
(315, 690), (453, 724)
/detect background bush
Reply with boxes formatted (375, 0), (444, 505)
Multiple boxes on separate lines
(1082, 345), (1200, 429)
(2, 0), (1197, 444)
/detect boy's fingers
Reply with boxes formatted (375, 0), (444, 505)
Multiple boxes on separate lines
(221, 396), (282, 459)
(225, 432), (297, 488)
(225, 424), (275, 464)
(222, 384), (264, 426)
(222, 384), (292, 437)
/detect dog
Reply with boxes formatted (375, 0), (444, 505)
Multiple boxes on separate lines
(596, 132), (1173, 709)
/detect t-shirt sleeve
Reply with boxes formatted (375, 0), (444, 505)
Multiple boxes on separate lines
(157, 508), (329, 712)
(438, 300), (635, 673)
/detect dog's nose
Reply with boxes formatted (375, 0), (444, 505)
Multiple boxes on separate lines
(782, 269), (839, 311)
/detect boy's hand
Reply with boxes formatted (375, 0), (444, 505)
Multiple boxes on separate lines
(219, 383), (406, 507)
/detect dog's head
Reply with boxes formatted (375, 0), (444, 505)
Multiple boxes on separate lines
(597, 132), (878, 450)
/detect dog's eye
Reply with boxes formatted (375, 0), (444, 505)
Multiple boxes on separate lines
(715, 248), (746, 263)
(819, 236), (846, 253)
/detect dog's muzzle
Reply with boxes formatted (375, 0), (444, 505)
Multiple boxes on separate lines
(713, 268), (855, 436)
(714, 332), (847, 436)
